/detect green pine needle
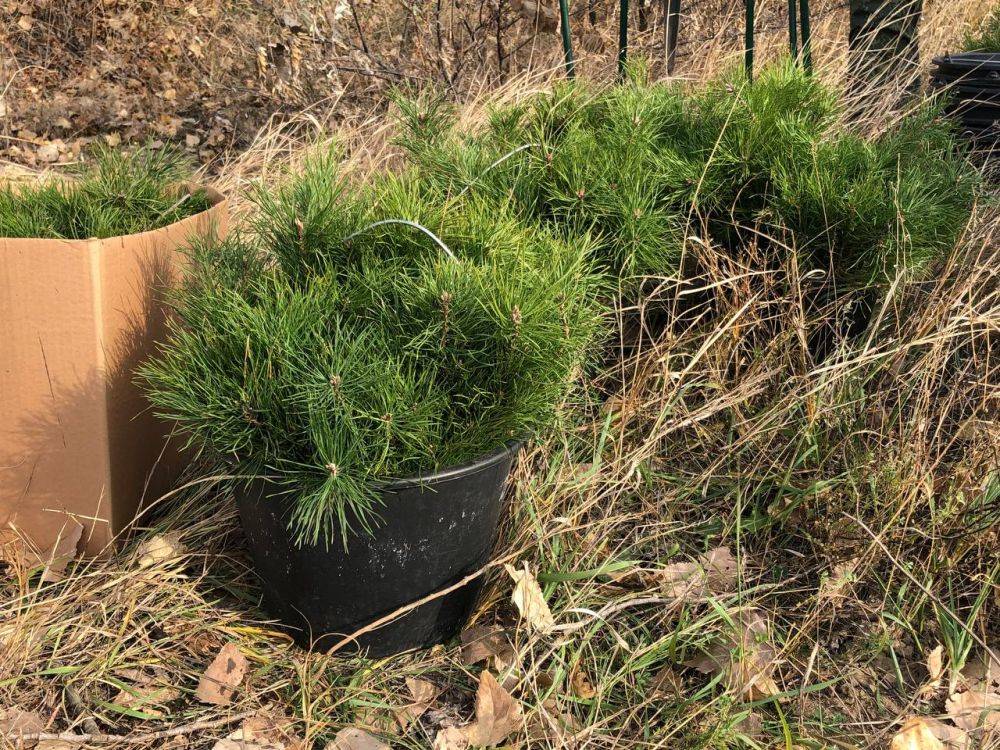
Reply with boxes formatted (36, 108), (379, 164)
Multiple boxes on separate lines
(0, 143), (211, 239)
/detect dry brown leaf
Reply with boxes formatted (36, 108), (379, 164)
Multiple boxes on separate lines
(891, 717), (946, 750)
(508, 0), (559, 33)
(136, 531), (187, 569)
(0, 707), (45, 746)
(324, 728), (389, 750)
(703, 547), (739, 592)
(31, 518), (83, 583)
(195, 642), (248, 705)
(685, 609), (781, 701)
(505, 562), (554, 633)
(460, 626), (514, 667)
(620, 547), (739, 600)
(527, 692), (582, 746)
(649, 664), (685, 698)
(927, 644), (945, 683)
(921, 718), (970, 750)
(817, 558), (860, 604)
(569, 664), (596, 700)
(961, 651), (1000, 692)
(465, 671), (523, 747)
(212, 711), (304, 750)
(36, 142), (60, 163)
(432, 726), (471, 750)
(946, 690), (1000, 732)
(394, 677), (441, 730)
(111, 670), (181, 717)
(658, 561), (706, 599)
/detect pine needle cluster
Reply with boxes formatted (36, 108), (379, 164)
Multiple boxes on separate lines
(0, 143), (212, 240)
(397, 62), (976, 293)
(140, 151), (603, 546)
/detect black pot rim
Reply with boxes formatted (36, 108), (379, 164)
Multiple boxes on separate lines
(933, 52), (1000, 68)
(226, 440), (524, 492)
(377, 440), (522, 490)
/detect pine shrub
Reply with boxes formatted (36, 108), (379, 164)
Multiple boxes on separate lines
(397, 63), (976, 293)
(140, 151), (603, 546)
(0, 143), (212, 239)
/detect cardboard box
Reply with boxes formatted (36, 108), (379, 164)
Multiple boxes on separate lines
(0, 186), (228, 556)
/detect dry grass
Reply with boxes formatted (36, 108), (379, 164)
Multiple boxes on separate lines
(2, 3), (1000, 750)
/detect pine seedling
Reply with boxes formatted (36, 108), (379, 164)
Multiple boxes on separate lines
(0, 142), (212, 239)
(141, 152), (603, 546)
(395, 62), (976, 295)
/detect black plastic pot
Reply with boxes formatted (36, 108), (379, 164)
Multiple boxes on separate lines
(235, 443), (519, 657)
(931, 53), (1000, 144)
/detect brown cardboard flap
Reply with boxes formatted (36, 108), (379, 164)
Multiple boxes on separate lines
(0, 186), (228, 555)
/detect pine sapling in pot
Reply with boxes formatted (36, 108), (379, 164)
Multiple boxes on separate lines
(140, 151), (602, 654)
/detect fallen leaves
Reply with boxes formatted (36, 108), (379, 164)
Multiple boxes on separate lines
(613, 546), (741, 602)
(30, 518), (83, 583)
(685, 608), (781, 701)
(891, 717), (946, 750)
(431, 671), (522, 749)
(927, 644), (945, 684)
(962, 650), (1000, 692)
(568, 664), (596, 700)
(196, 642), (248, 705)
(111, 669), (181, 717)
(432, 726), (471, 750)
(817, 557), (860, 605)
(892, 717), (971, 750)
(213, 711), (305, 750)
(324, 728), (389, 750)
(505, 563), (554, 633)
(460, 626), (514, 668)
(135, 531), (187, 569)
(945, 689), (1000, 732)
(0, 708), (44, 745)
(466, 671), (522, 746)
(394, 677), (441, 730)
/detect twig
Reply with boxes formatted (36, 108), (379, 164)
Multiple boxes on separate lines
(7, 711), (254, 746)
(63, 684), (100, 736)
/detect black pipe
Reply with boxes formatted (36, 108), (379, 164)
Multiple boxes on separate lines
(745, 0), (755, 81)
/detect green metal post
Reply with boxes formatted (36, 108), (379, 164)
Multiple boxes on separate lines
(559, 0), (576, 78)
(788, 0), (798, 59)
(618, 0), (629, 79)
(799, 0), (813, 71)
(665, 0), (681, 75)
